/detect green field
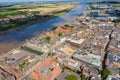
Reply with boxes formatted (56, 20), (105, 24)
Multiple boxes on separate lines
(0, 10), (17, 15)
(29, 5), (57, 9)
(0, 10), (27, 18)
(0, 5), (58, 17)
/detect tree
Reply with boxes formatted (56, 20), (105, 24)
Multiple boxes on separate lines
(45, 36), (51, 43)
(81, 74), (86, 80)
(66, 74), (78, 80)
(58, 32), (63, 36)
(113, 18), (120, 23)
(52, 26), (57, 30)
(48, 52), (51, 56)
(101, 68), (112, 79)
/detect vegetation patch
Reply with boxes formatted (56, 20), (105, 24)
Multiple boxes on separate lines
(81, 74), (86, 80)
(66, 74), (78, 80)
(64, 24), (74, 28)
(101, 68), (112, 79)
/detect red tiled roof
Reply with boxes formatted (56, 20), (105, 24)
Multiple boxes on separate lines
(8, 66), (24, 78)
(31, 57), (62, 80)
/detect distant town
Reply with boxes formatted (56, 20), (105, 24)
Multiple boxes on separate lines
(0, 1), (120, 80)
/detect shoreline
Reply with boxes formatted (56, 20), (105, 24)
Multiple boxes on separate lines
(0, 16), (55, 34)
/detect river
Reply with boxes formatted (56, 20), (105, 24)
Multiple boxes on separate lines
(0, 0), (88, 53)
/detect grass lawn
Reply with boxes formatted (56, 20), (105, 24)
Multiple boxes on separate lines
(21, 46), (43, 55)
(66, 74), (78, 80)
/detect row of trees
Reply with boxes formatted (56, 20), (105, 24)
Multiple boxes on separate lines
(66, 68), (111, 80)
(0, 18), (37, 31)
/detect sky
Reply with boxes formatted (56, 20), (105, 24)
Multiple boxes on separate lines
(0, 0), (78, 3)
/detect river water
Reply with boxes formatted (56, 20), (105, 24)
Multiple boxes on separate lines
(0, 0), (88, 53)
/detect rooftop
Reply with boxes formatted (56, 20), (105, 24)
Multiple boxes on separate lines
(56, 53), (79, 70)
(58, 45), (76, 56)
(73, 52), (101, 67)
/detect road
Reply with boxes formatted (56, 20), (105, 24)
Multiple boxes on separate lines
(101, 26), (115, 70)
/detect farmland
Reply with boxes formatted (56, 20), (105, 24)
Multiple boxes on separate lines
(19, 3), (76, 14)
(0, 2), (79, 32)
